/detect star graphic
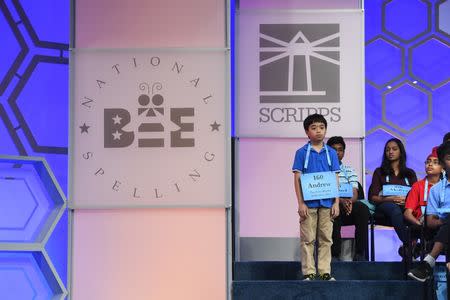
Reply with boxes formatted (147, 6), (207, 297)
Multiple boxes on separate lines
(112, 130), (122, 140)
(210, 121), (221, 132)
(80, 123), (90, 134)
(112, 114), (122, 124)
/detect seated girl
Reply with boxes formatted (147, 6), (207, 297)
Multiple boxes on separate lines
(369, 138), (417, 257)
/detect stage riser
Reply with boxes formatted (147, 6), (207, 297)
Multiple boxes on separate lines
(233, 281), (429, 300)
(235, 261), (410, 280)
(233, 262), (434, 300)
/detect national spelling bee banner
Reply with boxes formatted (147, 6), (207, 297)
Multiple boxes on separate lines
(70, 49), (229, 208)
(237, 10), (364, 138)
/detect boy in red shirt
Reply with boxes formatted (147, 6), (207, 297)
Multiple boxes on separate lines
(403, 149), (442, 256)
(404, 149), (442, 226)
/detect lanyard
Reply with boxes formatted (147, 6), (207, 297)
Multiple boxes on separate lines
(386, 175), (410, 186)
(304, 143), (331, 170)
(423, 179), (429, 203)
(439, 178), (448, 206)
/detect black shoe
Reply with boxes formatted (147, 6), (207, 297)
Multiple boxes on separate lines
(408, 261), (433, 282)
(303, 274), (316, 281)
(319, 273), (335, 281)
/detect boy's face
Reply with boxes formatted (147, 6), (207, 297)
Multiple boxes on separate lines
(330, 143), (345, 161)
(305, 122), (326, 143)
(425, 156), (442, 176)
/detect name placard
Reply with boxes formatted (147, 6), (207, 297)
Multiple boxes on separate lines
(339, 183), (353, 198)
(382, 184), (411, 197)
(301, 171), (338, 201)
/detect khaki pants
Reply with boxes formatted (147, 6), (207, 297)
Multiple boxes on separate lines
(300, 207), (333, 275)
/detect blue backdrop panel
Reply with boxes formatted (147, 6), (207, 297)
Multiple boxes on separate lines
(365, 0), (450, 179)
(0, 0), (69, 296)
(365, 0), (450, 261)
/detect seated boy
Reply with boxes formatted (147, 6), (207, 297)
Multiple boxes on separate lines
(327, 136), (370, 261)
(408, 141), (450, 282)
(403, 150), (442, 255)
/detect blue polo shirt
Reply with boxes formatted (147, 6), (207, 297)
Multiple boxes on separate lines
(426, 177), (450, 219)
(292, 142), (340, 208)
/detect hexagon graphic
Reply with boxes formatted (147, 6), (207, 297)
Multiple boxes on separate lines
(0, 1), (28, 95)
(409, 35), (450, 89)
(382, 81), (432, 134)
(382, 0), (431, 43)
(366, 36), (404, 88)
(436, 0), (450, 38)
(0, 251), (66, 299)
(0, 178), (37, 230)
(0, 155), (66, 243)
(8, 56), (68, 154)
(11, 0), (69, 50)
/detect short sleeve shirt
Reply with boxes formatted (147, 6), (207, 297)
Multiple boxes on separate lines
(405, 178), (433, 219)
(292, 142), (340, 208)
(426, 178), (450, 220)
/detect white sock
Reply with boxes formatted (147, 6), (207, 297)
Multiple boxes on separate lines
(424, 255), (436, 268)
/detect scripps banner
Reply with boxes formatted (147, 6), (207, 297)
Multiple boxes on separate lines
(70, 49), (229, 208)
(237, 10), (364, 137)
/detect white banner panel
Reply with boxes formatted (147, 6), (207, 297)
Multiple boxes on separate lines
(70, 49), (229, 208)
(75, 0), (226, 48)
(237, 10), (364, 137)
(71, 209), (226, 300)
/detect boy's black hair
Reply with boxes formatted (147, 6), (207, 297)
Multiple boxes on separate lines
(380, 138), (414, 179)
(437, 141), (450, 165)
(443, 132), (450, 143)
(303, 114), (327, 131)
(327, 136), (346, 150)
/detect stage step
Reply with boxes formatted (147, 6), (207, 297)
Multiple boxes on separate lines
(234, 261), (408, 280)
(233, 280), (430, 300)
(233, 261), (433, 300)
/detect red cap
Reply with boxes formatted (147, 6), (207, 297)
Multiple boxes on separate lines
(429, 146), (438, 159)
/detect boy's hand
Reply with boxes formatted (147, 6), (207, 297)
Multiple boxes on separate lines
(392, 196), (405, 205)
(331, 202), (340, 219)
(298, 203), (309, 221)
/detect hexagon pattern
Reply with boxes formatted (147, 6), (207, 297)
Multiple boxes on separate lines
(0, 156), (67, 299)
(383, 0), (431, 43)
(0, 178), (37, 231)
(0, 162), (64, 242)
(366, 0), (450, 184)
(0, 0), (69, 298)
(382, 81), (432, 134)
(409, 36), (450, 88)
(366, 36), (404, 88)
(0, 251), (63, 299)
